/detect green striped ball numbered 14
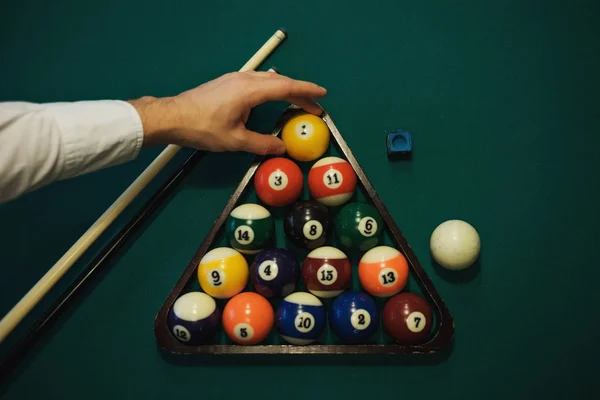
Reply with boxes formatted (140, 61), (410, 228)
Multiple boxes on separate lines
(226, 203), (275, 254)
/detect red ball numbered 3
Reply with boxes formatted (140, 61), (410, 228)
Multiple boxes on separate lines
(254, 157), (303, 207)
(308, 157), (356, 206)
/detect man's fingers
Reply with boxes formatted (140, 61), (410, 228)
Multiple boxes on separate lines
(240, 71), (327, 114)
(286, 96), (323, 115)
(247, 71), (281, 79)
(249, 75), (327, 106)
(236, 129), (286, 155)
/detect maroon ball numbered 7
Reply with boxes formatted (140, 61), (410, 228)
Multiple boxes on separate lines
(383, 292), (433, 345)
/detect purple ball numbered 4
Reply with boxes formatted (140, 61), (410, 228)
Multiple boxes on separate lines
(250, 248), (300, 298)
(168, 292), (221, 345)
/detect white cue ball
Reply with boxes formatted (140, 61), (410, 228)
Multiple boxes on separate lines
(430, 220), (480, 270)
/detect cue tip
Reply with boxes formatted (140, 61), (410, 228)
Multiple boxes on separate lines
(277, 27), (288, 38)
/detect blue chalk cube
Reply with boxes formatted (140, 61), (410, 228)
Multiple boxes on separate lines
(386, 129), (412, 157)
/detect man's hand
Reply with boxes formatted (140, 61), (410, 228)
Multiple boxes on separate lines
(130, 71), (327, 155)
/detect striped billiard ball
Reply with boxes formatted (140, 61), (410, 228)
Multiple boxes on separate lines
(223, 292), (274, 345)
(197, 247), (249, 299)
(254, 157), (303, 207)
(308, 156), (357, 206)
(358, 246), (409, 297)
(250, 248), (300, 298)
(383, 292), (433, 345)
(302, 246), (351, 298)
(226, 203), (274, 254)
(334, 202), (383, 251)
(168, 292), (221, 345)
(276, 292), (326, 345)
(329, 291), (379, 343)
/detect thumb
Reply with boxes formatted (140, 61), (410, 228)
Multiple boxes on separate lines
(236, 128), (286, 156)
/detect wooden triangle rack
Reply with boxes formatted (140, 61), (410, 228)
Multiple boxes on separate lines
(154, 105), (454, 355)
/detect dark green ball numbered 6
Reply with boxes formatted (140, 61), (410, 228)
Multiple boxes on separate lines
(334, 202), (383, 251)
(226, 203), (275, 254)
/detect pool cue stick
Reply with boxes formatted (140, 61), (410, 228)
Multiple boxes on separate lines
(0, 29), (287, 344)
(0, 67), (282, 377)
(0, 151), (202, 379)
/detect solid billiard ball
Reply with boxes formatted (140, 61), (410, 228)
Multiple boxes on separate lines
(226, 203), (274, 254)
(329, 291), (379, 343)
(302, 246), (351, 298)
(276, 292), (326, 345)
(358, 246), (409, 297)
(430, 219), (481, 270)
(223, 292), (274, 345)
(197, 247), (249, 299)
(281, 113), (330, 162)
(308, 156), (356, 206)
(250, 248), (300, 298)
(168, 292), (221, 345)
(254, 157), (303, 207)
(284, 200), (331, 250)
(334, 202), (383, 251)
(383, 292), (433, 345)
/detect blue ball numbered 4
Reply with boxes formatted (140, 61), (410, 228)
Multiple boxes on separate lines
(329, 291), (379, 343)
(276, 292), (326, 345)
(168, 292), (221, 345)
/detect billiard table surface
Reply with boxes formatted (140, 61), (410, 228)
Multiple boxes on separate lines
(1, 0), (599, 399)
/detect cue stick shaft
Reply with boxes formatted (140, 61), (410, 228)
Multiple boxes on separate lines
(0, 29), (287, 343)
(0, 66), (281, 376)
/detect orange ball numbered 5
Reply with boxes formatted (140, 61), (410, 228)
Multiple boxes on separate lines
(223, 292), (274, 345)
(281, 113), (330, 162)
(358, 246), (409, 297)
(197, 247), (249, 299)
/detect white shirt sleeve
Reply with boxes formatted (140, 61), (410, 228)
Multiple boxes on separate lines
(0, 100), (144, 203)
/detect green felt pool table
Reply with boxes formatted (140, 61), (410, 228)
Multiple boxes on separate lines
(1, 0), (599, 398)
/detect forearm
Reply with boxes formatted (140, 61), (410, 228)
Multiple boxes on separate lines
(127, 96), (179, 147)
(0, 71), (325, 203)
(0, 100), (143, 203)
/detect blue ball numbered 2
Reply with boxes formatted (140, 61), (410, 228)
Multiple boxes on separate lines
(167, 292), (221, 345)
(276, 292), (326, 345)
(329, 291), (379, 343)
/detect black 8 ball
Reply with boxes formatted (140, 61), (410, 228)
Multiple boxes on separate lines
(284, 200), (331, 250)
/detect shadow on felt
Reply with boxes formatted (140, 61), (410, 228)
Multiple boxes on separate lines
(431, 256), (481, 284)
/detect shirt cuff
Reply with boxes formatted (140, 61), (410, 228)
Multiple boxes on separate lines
(51, 100), (144, 180)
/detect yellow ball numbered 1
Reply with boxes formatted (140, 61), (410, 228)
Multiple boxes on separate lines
(281, 113), (330, 162)
(198, 247), (249, 299)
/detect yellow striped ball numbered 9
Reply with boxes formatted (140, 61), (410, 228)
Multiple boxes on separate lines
(197, 247), (249, 299)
